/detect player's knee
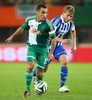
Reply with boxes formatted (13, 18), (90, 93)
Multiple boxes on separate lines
(27, 62), (34, 71)
(62, 60), (68, 66)
(59, 55), (68, 66)
(60, 59), (68, 66)
(43, 66), (48, 73)
(43, 69), (47, 73)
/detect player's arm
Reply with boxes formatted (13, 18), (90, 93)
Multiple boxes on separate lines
(70, 30), (77, 54)
(56, 37), (70, 44)
(49, 30), (56, 60)
(5, 27), (24, 43)
(50, 38), (56, 54)
(5, 18), (29, 43)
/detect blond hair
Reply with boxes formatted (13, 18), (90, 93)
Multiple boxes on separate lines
(63, 5), (75, 14)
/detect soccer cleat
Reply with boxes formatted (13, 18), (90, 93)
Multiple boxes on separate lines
(32, 76), (37, 84)
(59, 85), (70, 93)
(24, 90), (31, 98)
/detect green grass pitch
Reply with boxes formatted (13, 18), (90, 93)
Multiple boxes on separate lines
(0, 62), (92, 100)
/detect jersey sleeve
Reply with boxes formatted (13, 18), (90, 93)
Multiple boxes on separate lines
(49, 24), (56, 39)
(70, 21), (75, 31)
(21, 17), (30, 30)
(46, 19), (56, 39)
(51, 16), (61, 33)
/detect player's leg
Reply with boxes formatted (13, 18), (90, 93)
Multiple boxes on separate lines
(43, 59), (52, 72)
(32, 68), (37, 84)
(24, 45), (37, 97)
(33, 58), (52, 76)
(33, 46), (51, 76)
(54, 45), (69, 92)
(32, 58), (52, 83)
(59, 54), (70, 92)
(32, 66), (43, 84)
(36, 47), (48, 82)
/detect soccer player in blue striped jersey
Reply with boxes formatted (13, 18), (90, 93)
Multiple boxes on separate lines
(33, 5), (77, 92)
(47, 5), (77, 92)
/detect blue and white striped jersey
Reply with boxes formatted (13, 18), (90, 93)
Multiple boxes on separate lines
(51, 15), (75, 47)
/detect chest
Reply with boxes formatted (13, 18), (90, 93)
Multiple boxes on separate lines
(58, 23), (70, 33)
(56, 22), (71, 37)
(28, 20), (49, 32)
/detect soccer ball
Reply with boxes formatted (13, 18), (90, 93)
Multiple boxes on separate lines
(35, 81), (48, 95)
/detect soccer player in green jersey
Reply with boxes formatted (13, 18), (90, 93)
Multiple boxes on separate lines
(5, 5), (56, 97)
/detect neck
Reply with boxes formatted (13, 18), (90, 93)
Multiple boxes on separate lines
(36, 17), (41, 22)
(61, 14), (65, 22)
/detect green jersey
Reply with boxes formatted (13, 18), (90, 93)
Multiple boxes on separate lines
(22, 16), (56, 47)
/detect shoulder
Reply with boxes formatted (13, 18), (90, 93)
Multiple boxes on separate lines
(70, 20), (74, 24)
(25, 15), (36, 22)
(45, 19), (55, 30)
(51, 16), (61, 23)
(69, 21), (75, 26)
(51, 16), (61, 21)
(45, 18), (54, 27)
(51, 16), (62, 25)
(45, 18), (52, 24)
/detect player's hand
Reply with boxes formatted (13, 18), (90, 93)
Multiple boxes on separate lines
(5, 36), (13, 43)
(62, 39), (71, 44)
(32, 28), (41, 34)
(71, 46), (77, 54)
(48, 53), (54, 60)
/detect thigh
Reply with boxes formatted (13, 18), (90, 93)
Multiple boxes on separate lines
(36, 47), (48, 70)
(59, 54), (68, 63)
(26, 45), (37, 62)
(54, 45), (67, 60)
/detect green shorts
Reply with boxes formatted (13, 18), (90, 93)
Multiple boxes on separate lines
(26, 45), (48, 70)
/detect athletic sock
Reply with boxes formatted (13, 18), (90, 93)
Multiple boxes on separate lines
(26, 71), (33, 91)
(60, 66), (68, 87)
(33, 68), (36, 77)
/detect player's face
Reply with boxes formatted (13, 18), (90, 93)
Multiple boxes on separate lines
(63, 11), (74, 23)
(36, 8), (48, 22)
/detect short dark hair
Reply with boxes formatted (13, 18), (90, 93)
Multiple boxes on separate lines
(36, 5), (47, 11)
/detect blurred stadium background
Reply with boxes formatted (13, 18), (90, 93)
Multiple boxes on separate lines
(0, 0), (92, 62)
(0, 1), (92, 100)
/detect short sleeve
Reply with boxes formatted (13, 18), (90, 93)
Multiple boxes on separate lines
(49, 26), (56, 39)
(21, 17), (30, 30)
(70, 21), (75, 31)
(45, 18), (56, 39)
